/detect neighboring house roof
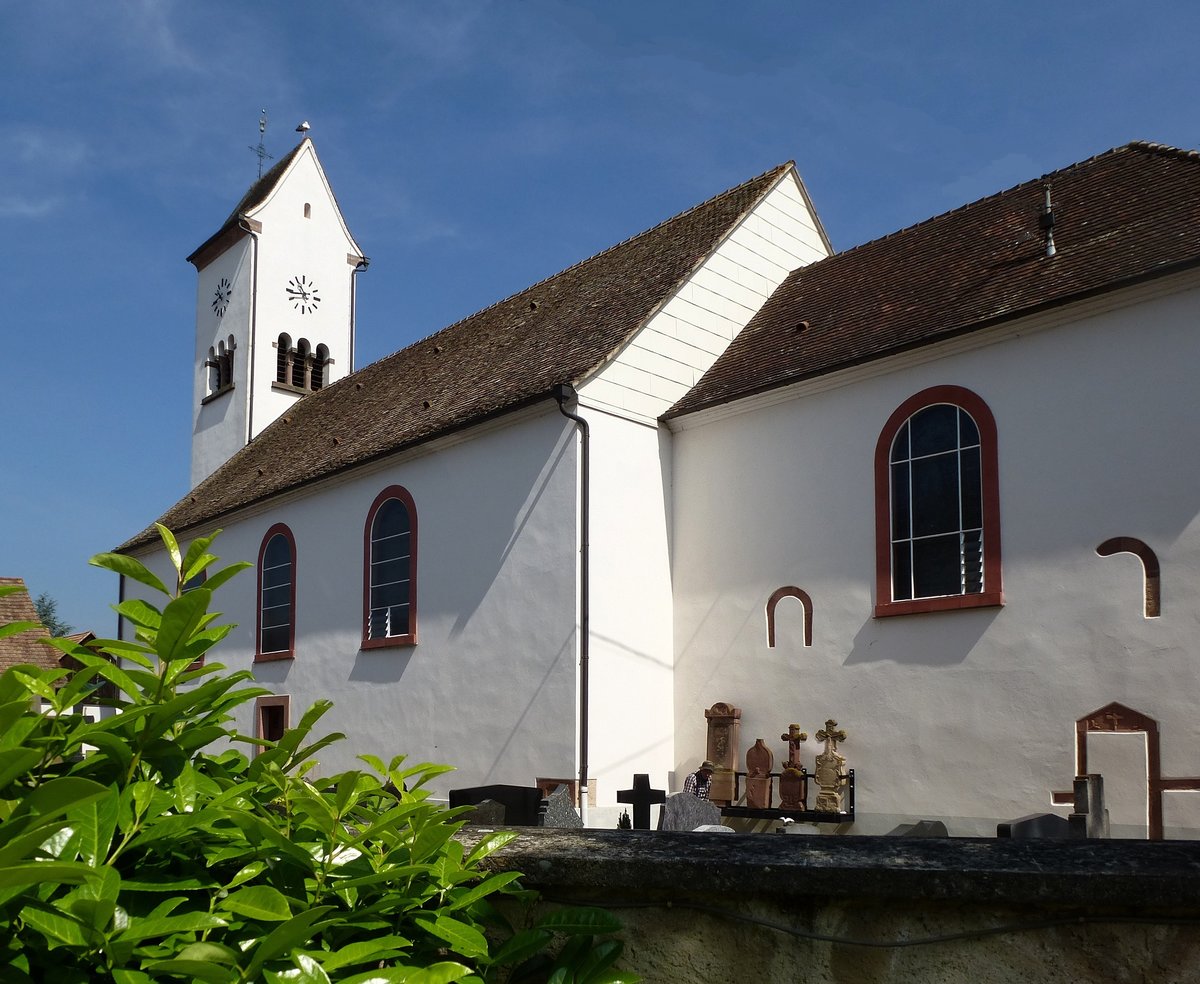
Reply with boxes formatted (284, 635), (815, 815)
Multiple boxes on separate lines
(668, 142), (1200, 417)
(0, 577), (61, 673)
(121, 162), (794, 551)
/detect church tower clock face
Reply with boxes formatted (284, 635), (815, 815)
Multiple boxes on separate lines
(285, 274), (321, 314)
(212, 277), (232, 317)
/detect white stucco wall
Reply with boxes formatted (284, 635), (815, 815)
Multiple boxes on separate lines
(132, 407), (582, 801)
(582, 170), (829, 423)
(192, 238), (253, 486)
(671, 278), (1200, 837)
(583, 407), (677, 810)
(245, 144), (360, 440)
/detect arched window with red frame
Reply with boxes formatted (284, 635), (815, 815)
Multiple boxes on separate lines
(256, 523), (296, 659)
(874, 385), (1003, 617)
(363, 486), (418, 648)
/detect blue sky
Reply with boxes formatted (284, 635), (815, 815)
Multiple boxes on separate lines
(4, 1), (1199, 635)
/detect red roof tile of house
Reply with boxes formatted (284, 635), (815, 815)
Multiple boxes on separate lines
(0, 577), (62, 673)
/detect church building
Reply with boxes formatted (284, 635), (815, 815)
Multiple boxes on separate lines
(119, 138), (1200, 837)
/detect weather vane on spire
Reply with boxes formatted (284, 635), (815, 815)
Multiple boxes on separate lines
(249, 109), (273, 179)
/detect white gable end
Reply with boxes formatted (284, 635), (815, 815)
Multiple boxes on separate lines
(579, 169), (830, 422)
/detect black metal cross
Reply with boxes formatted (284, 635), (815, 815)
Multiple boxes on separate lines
(616, 773), (666, 829)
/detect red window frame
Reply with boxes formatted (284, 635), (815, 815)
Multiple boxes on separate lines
(255, 523), (296, 661)
(874, 385), (1003, 617)
(254, 694), (290, 756)
(362, 485), (418, 649)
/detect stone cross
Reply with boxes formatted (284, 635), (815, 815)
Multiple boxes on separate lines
(814, 719), (848, 813)
(617, 773), (667, 830)
(780, 723), (808, 770)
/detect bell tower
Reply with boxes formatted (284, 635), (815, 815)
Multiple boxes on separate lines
(187, 135), (367, 488)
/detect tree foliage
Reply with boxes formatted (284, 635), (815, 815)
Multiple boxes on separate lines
(33, 591), (72, 637)
(0, 526), (637, 983)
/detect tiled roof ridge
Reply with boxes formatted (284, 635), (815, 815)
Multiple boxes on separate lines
(408, 162), (795, 350)
(1126, 139), (1200, 161)
(828, 142), (1192, 262)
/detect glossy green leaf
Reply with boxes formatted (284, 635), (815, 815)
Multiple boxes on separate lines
(156, 590), (212, 663)
(113, 911), (228, 943)
(141, 960), (238, 984)
(413, 913), (489, 959)
(242, 906), (336, 981)
(535, 907), (623, 935)
(20, 903), (90, 945)
(0, 862), (97, 889)
(463, 829), (519, 866)
(202, 561), (253, 594)
(0, 748), (41, 790)
(217, 884), (292, 921)
(157, 524), (183, 577)
(89, 552), (170, 598)
(490, 927), (553, 967)
(277, 952), (333, 984)
(0, 621), (38, 640)
(313, 935), (412, 972)
(114, 598), (163, 631)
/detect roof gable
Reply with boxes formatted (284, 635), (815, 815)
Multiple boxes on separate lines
(669, 142), (1200, 417)
(187, 138), (361, 269)
(122, 162), (792, 551)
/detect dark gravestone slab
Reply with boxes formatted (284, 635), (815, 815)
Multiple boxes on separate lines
(449, 785), (545, 826)
(617, 774), (667, 830)
(542, 784), (583, 828)
(996, 812), (1072, 839)
(462, 799), (506, 826)
(886, 819), (949, 837)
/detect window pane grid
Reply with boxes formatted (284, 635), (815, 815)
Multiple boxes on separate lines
(369, 498), (413, 639)
(889, 404), (985, 602)
(259, 532), (293, 655)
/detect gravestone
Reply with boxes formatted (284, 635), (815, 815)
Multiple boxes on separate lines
(542, 784), (583, 828)
(1069, 774), (1110, 839)
(462, 799), (506, 826)
(745, 738), (774, 810)
(658, 791), (722, 831)
(448, 784), (545, 826)
(617, 774), (666, 830)
(996, 812), (1072, 839)
(886, 819), (949, 837)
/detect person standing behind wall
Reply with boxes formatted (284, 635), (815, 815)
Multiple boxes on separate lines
(683, 760), (715, 799)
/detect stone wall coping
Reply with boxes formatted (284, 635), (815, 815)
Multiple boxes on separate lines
(456, 827), (1200, 909)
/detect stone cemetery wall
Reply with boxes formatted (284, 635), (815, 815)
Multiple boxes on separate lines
(456, 827), (1200, 983)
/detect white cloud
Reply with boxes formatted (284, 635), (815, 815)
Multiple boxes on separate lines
(0, 195), (64, 218)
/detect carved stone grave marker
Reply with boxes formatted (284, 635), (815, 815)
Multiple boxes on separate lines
(745, 738), (774, 809)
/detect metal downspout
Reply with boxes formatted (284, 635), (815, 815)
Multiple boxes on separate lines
(350, 256), (369, 372)
(555, 384), (590, 826)
(237, 216), (260, 442)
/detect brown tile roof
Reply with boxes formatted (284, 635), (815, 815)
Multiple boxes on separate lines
(186, 140), (307, 266)
(0, 577), (61, 673)
(668, 142), (1200, 417)
(121, 162), (794, 551)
